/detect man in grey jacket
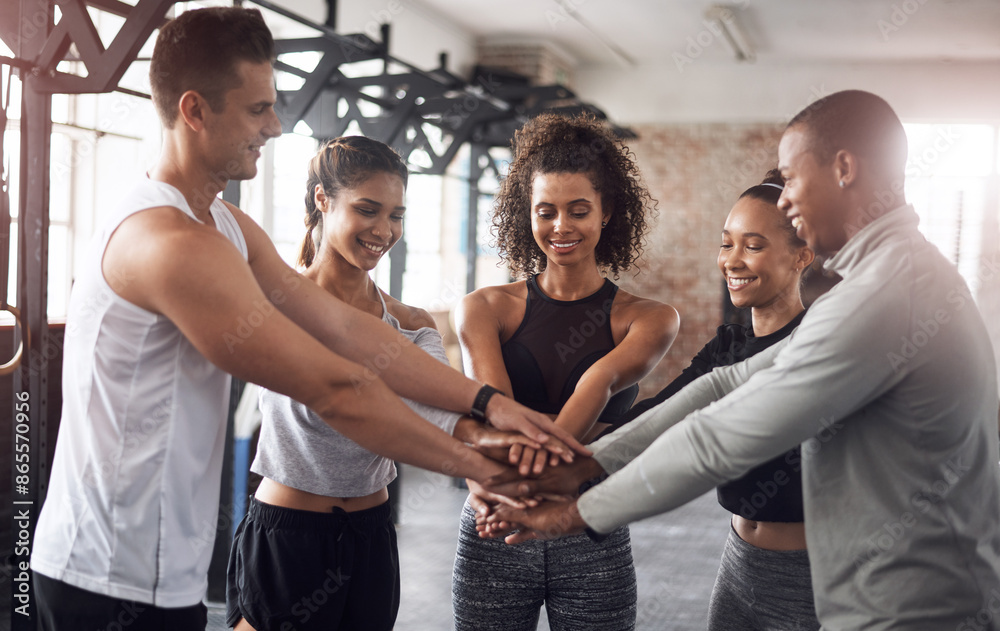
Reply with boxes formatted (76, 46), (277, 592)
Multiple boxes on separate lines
(486, 90), (1000, 630)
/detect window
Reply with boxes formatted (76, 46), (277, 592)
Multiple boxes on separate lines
(903, 123), (999, 300)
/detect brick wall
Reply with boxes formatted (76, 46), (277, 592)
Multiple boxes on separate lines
(616, 122), (785, 400)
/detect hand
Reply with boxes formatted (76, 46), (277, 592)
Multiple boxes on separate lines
(466, 479), (532, 511)
(484, 395), (591, 461)
(488, 497), (587, 544)
(481, 455), (605, 499)
(508, 444), (560, 476)
(454, 418), (544, 454)
(466, 480), (540, 539)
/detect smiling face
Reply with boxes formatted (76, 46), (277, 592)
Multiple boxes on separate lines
(317, 171), (406, 272)
(777, 125), (850, 257)
(719, 196), (811, 310)
(530, 172), (609, 268)
(201, 60), (282, 181)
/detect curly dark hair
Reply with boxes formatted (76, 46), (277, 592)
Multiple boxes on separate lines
(492, 113), (656, 278)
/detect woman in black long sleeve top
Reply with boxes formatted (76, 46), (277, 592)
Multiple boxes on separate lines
(623, 169), (820, 631)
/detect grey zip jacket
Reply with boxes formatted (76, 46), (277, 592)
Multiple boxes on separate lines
(579, 204), (1000, 630)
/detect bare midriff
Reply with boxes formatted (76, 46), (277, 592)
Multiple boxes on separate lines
(732, 514), (807, 551)
(254, 477), (388, 513)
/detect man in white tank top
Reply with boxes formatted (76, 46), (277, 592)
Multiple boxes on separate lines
(30, 7), (586, 629)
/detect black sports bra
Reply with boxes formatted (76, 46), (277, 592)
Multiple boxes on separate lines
(500, 275), (638, 429)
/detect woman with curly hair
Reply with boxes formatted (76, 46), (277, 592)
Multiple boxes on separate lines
(451, 113), (679, 630)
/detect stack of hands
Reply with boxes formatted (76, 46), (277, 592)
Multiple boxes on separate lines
(456, 422), (607, 544)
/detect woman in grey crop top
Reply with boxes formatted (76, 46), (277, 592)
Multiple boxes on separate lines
(451, 114), (680, 631)
(225, 137), (535, 631)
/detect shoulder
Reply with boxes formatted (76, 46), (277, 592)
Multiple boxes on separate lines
(458, 282), (527, 315)
(611, 289), (680, 327)
(383, 291), (437, 331)
(114, 205), (231, 255)
(104, 206), (249, 312)
(455, 281), (529, 338)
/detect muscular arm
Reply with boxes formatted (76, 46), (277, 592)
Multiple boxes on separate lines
(231, 205), (586, 454)
(102, 208), (506, 482)
(588, 338), (788, 473)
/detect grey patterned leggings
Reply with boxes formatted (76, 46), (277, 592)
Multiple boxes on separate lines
(707, 526), (820, 631)
(452, 501), (637, 631)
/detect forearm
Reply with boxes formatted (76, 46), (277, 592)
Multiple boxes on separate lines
(578, 421), (720, 534)
(579, 388), (808, 534)
(317, 379), (503, 481)
(588, 339), (787, 472)
(276, 274), (479, 412)
(553, 373), (613, 440)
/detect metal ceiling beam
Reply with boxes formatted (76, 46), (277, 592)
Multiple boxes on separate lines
(30, 0), (175, 95)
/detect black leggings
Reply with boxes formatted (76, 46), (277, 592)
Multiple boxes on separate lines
(452, 500), (637, 631)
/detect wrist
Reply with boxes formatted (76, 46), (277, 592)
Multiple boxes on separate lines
(470, 384), (502, 422)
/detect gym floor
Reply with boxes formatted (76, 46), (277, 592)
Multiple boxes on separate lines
(206, 464), (731, 630)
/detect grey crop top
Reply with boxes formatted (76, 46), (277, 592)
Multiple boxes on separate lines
(251, 290), (461, 497)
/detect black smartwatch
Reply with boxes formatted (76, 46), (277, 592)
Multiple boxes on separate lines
(469, 384), (502, 422)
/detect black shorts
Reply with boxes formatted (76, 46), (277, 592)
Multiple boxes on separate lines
(226, 497), (399, 631)
(33, 571), (207, 631)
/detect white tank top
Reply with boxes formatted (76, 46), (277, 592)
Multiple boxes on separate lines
(31, 179), (248, 607)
